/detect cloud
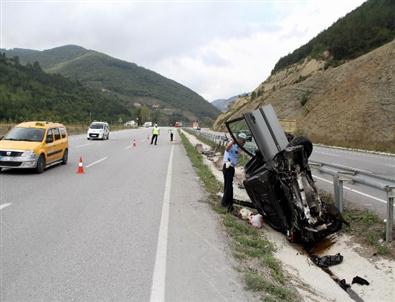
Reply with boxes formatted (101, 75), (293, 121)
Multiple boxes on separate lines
(2, 0), (366, 101)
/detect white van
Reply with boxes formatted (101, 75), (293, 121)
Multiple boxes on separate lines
(87, 122), (110, 140)
(143, 122), (153, 128)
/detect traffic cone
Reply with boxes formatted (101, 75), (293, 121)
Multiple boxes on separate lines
(133, 139), (136, 147)
(77, 157), (84, 174)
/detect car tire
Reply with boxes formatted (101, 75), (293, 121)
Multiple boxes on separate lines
(61, 149), (68, 165)
(0, 167), (2, 173)
(36, 154), (46, 174)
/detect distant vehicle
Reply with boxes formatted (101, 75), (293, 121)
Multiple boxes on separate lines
(175, 121), (182, 127)
(124, 120), (138, 128)
(0, 121), (69, 173)
(143, 122), (153, 128)
(87, 121), (110, 140)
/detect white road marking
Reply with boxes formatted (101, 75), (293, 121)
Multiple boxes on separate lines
(85, 157), (108, 168)
(0, 203), (11, 211)
(312, 174), (389, 204)
(149, 144), (174, 302)
(75, 143), (91, 148)
(124, 145), (132, 150)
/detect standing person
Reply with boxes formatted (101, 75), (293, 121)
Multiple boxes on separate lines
(151, 124), (160, 145)
(221, 132), (247, 211)
(168, 128), (174, 142)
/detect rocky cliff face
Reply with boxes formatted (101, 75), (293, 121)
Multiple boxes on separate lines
(214, 39), (395, 152)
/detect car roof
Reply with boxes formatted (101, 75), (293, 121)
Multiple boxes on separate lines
(16, 121), (66, 129)
(91, 121), (108, 125)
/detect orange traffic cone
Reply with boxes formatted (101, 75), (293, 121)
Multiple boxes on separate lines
(133, 139), (136, 147)
(77, 157), (84, 174)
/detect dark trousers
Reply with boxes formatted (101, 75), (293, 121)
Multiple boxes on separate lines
(151, 134), (158, 145)
(170, 133), (174, 141)
(222, 164), (235, 208)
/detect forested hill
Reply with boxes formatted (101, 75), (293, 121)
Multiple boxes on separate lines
(0, 54), (130, 123)
(3, 45), (219, 125)
(272, 0), (395, 73)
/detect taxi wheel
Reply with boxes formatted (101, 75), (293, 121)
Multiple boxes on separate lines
(61, 149), (68, 165)
(36, 154), (46, 174)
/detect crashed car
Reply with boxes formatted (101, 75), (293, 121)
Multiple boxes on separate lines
(226, 104), (343, 243)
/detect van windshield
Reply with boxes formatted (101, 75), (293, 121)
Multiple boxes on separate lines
(90, 124), (104, 129)
(4, 127), (45, 142)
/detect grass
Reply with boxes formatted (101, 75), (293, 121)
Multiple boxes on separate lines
(179, 130), (299, 302)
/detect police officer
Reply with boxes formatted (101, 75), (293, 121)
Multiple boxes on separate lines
(221, 132), (247, 211)
(151, 124), (160, 145)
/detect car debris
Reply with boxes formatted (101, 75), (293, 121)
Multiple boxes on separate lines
(339, 279), (351, 291)
(238, 207), (253, 220)
(311, 253), (344, 268)
(225, 104), (344, 243)
(248, 214), (264, 228)
(352, 276), (370, 286)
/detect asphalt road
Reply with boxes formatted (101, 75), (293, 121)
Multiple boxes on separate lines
(0, 128), (255, 302)
(198, 128), (395, 218)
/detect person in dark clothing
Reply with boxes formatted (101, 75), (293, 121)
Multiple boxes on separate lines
(168, 128), (174, 142)
(221, 132), (247, 211)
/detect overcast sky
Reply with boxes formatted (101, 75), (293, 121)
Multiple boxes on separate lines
(1, 0), (365, 101)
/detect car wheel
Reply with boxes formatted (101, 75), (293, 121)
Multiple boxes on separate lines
(0, 167), (2, 173)
(61, 149), (68, 165)
(36, 154), (46, 174)
(107, 134), (110, 140)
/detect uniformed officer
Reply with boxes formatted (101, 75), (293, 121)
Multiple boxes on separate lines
(221, 132), (247, 211)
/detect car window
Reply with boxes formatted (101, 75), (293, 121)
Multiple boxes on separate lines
(226, 117), (257, 157)
(46, 129), (54, 143)
(60, 128), (67, 139)
(54, 128), (61, 140)
(4, 127), (45, 142)
(90, 123), (104, 129)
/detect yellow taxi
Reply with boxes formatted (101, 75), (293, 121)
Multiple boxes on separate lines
(0, 121), (68, 173)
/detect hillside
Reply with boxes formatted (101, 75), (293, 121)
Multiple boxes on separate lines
(3, 45), (219, 125)
(212, 93), (248, 112)
(214, 39), (395, 152)
(273, 0), (395, 74)
(0, 54), (130, 123)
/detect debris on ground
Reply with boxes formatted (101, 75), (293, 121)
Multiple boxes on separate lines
(352, 276), (370, 286)
(248, 214), (264, 229)
(338, 279), (351, 291)
(195, 143), (204, 153)
(311, 253), (344, 268)
(239, 207), (253, 220)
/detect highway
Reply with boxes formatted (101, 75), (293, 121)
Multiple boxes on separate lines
(0, 128), (254, 302)
(197, 128), (395, 218)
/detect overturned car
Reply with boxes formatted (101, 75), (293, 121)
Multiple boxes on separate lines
(226, 105), (343, 243)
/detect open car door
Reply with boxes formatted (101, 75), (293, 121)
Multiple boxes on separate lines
(225, 104), (342, 243)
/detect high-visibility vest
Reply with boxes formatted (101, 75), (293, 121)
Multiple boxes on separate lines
(152, 127), (159, 135)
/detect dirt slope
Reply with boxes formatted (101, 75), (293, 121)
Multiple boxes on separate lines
(214, 39), (395, 152)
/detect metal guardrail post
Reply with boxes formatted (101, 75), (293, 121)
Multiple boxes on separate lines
(385, 186), (395, 242)
(333, 174), (343, 213)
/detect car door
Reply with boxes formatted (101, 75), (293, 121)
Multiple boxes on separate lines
(52, 128), (64, 160)
(45, 129), (57, 163)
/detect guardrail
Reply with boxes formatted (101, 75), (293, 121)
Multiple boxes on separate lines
(309, 161), (395, 243)
(186, 128), (395, 242)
